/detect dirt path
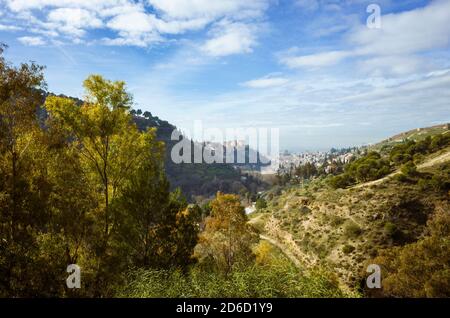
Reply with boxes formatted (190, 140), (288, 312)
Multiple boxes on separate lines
(352, 150), (450, 189)
(418, 150), (450, 168)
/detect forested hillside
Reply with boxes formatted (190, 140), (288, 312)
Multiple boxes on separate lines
(38, 91), (267, 202)
(1, 44), (448, 299)
(252, 129), (450, 297)
(0, 46), (345, 297)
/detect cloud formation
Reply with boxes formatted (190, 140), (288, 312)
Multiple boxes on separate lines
(279, 0), (450, 76)
(0, 0), (268, 55)
(201, 21), (258, 57)
(17, 36), (46, 46)
(241, 75), (289, 88)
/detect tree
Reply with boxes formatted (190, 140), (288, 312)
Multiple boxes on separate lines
(115, 134), (200, 269)
(143, 111), (152, 118)
(44, 75), (156, 291)
(0, 45), (49, 296)
(367, 205), (450, 297)
(194, 193), (257, 275)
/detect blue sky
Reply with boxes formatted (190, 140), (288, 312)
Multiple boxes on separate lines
(1, 0), (450, 151)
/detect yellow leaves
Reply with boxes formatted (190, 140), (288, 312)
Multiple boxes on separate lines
(194, 192), (256, 273)
(83, 75), (132, 110)
(45, 96), (79, 122)
(44, 78), (160, 203)
(254, 240), (274, 266)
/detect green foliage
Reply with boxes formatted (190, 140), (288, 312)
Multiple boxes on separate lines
(255, 198), (267, 210)
(294, 162), (319, 180)
(401, 161), (418, 178)
(329, 133), (450, 188)
(384, 222), (398, 237)
(118, 262), (347, 298)
(194, 193), (258, 275)
(342, 245), (355, 254)
(328, 152), (391, 188)
(417, 163), (450, 192)
(346, 152), (392, 183)
(368, 206), (450, 297)
(328, 173), (354, 189)
(344, 221), (363, 238)
(390, 135), (450, 166)
(0, 48), (199, 297)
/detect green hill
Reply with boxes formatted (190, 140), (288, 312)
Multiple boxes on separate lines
(40, 92), (268, 202)
(250, 125), (450, 296)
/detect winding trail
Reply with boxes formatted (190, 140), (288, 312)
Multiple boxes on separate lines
(352, 150), (450, 189)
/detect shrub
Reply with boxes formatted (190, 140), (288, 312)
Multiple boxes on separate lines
(367, 206), (450, 297)
(383, 222), (398, 237)
(344, 221), (363, 238)
(328, 214), (345, 227)
(255, 198), (267, 210)
(401, 161), (418, 178)
(329, 174), (354, 189)
(342, 244), (355, 254)
(394, 173), (409, 183)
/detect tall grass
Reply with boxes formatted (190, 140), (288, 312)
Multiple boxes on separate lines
(117, 261), (350, 298)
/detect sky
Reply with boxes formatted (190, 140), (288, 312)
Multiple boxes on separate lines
(0, 0), (449, 151)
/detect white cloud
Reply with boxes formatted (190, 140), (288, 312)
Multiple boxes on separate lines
(0, 24), (22, 31)
(150, 16), (209, 34)
(18, 36), (46, 46)
(280, 50), (352, 68)
(147, 0), (268, 20)
(4, 0), (121, 12)
(201, 21), (258, 57)
(280, 0), (450, 75)
(1, 0), (269, 50)
(102, 33), (163, 48)
(350, 0), (450, 56)
(241, 75), (289, 88)
(48, 8), (102, 28)
(107, 11), (154, 35)
(357, 55), (431, 77)
(47, 7), (102, 37)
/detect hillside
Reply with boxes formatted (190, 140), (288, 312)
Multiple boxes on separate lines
(371, 123), (450, 152)
(133, 112), (269, 201)
(40, 92), (268, 201)
(250, 126), (450, 295)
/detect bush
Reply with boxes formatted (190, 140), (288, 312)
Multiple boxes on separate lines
(368, 206), (450, 297)
(394, 173), (409, 183)
(344, 221), (363, 238)
(401, 161), (418, 178)
(342, 244), (355, 254)
(329, 174), (354, 189)
(255, 198), (267, 210)
(384, 222), (398, 237)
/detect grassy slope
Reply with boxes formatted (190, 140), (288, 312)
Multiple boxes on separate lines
(252, 129), (450, 290)
(371, 123), (449, 152)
